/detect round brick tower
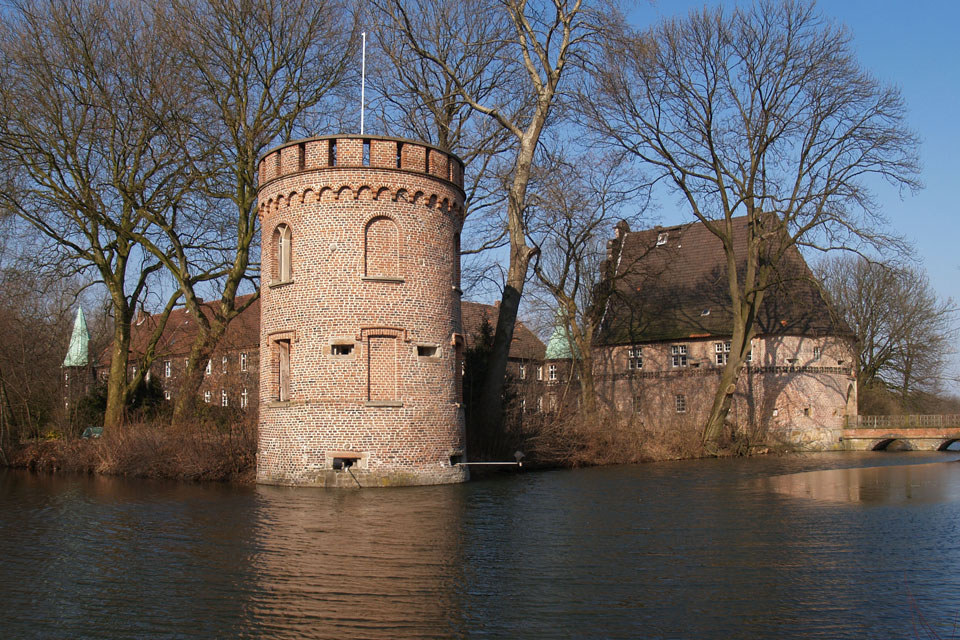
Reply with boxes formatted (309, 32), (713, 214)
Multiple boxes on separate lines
(255, 135), (468, 487)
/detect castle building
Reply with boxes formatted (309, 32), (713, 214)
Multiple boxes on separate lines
(590, 217), (857, 449)
(255, 135), (469, 487)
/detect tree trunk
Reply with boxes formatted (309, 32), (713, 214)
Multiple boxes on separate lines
(171, 322), (227, 426)
(103, 324), (132, 429)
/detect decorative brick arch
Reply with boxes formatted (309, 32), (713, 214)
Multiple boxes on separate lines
(364, 215), (399, 278)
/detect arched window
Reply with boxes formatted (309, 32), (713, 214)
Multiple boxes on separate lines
(273, 224), (292, 283)
(364, 216), (399, 278)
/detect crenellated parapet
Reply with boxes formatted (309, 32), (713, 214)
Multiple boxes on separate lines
(258, 134), (464, 193)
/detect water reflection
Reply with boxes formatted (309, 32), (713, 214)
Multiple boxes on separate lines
(763, 460), (960, 504)
(245, 486), (467, 639)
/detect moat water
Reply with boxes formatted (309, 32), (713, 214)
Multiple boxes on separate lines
(3, 451), (960, 639)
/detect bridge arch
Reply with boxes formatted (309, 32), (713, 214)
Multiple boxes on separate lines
(872, 438), (913, 451)
(937, 439), (960, 451)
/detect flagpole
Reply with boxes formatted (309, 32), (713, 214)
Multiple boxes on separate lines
(360, 31), (366, 135)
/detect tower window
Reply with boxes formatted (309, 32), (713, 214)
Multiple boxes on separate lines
(274, 224), (292, 283)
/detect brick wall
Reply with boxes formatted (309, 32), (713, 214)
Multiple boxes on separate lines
(256, 135), (468, 487)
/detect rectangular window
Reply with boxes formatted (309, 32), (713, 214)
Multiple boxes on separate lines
(671, 345), (688, 368)
(746, 350), (753, 363)
(519, 363), (526, 380)
(417, 345), (439, 358)
(332, 343), (355, 356)
(241, 388), (248, 409)
(813, 346), (822, 361)
(537, 366), (543, 381)
(164, 390), (171, 401)
(203, 390), (211, 404)
(627, 346), (643, 370)
(222, 355), (228, 372)
(205, 360), (212, 376)
(164, 360), (171, 378)
(221, 389), (228, 407)
(277, 339), (291, 402)
(240, 352), (248, 371)
(675, 394), (686, 413)
(656, 232), (668, 246)
(715, 341), (731, 366)
(548, 364), (557, 381)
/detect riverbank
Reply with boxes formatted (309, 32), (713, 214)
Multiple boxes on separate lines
(5, 421), (256, 484)
(2, 414), (771, 485)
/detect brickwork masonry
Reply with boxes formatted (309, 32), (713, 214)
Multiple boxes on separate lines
(256, 135), (468, 487)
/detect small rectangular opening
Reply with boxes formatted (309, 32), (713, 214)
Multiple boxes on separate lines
(298, 142), (306, 170)
(396, 142), (403, 168)
(328, 140), (337, 166)
(331, 344), (354, 356)
(362, 139), (370, 166)
(449, 454), (463, 466)
(418, 345), (438, 358)
(332, 456), (359, 470)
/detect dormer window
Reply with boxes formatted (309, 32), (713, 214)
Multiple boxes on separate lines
(656, 232), (668, 246)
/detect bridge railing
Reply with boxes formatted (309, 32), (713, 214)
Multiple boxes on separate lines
(847, 415), (960, 429)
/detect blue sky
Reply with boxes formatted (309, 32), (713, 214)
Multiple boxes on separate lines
(631, 1), (960, 310)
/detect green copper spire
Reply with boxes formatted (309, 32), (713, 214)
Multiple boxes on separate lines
(63, 307), (89, 368)
(545, 316), (579, 360)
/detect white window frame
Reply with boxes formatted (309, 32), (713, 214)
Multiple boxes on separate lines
(656, 232), (668, 246)
(240, 352), (248, 371)
(205, 360), (212, 376)
(813, 346), (822, 361)
(675, 394), (687, 413)
(241, 388), (248, 409)
(164, 360), (171, 378)
(276, 224), (292, 283)
(221, 389), (228, 407)
(203, 390), (211, 404)
(671, 345), (688, 368)
(715, 341), (731, 366)
(519, 363), (526, 380)
(627, 346), (643, 370)
(548, 364), (557, 381)
(536, 366), (543, 381)
(222, 355), (228, 373)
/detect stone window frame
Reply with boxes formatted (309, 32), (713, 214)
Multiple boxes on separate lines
(329, 337), (358, 359)
(416, 343), (442, 361)
(271, 222), (293, 285)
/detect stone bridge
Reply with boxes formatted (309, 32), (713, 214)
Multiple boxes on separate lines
(841, 415), (960, 451)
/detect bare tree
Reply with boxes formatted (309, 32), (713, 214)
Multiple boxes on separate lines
(817, 255), (956, 406)
(154, 0), (357, 424)
(0, 0), (196, 428)
(371, 0), (617, 431)
(528, 152), (646, 418)
(582, 1), (920, 447)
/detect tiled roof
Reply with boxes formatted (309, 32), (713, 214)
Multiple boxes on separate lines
(461, 301), (546, 361)
(99, 294), (260, 366)
(599, 217), (850, 345)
